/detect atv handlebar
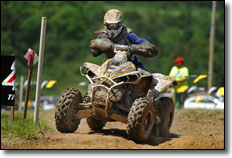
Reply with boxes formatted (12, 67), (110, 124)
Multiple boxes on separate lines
(113, 44), (131, 57)
(113, 44), (129, 52)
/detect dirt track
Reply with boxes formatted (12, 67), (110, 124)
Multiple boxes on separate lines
(1, 109), (224, 149)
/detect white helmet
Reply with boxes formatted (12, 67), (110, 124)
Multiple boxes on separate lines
(104, 9), (124, 38)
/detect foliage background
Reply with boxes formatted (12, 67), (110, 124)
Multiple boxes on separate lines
(1, 1), (225, 99)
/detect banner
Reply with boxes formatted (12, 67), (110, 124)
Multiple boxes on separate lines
(1, 55), (16, 106)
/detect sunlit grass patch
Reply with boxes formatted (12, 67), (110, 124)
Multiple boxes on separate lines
(1, 112), (51, 140)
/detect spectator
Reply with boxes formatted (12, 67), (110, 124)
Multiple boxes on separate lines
(169, 57), (189, 108)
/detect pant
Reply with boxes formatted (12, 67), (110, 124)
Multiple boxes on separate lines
(176, 91), (188, 108)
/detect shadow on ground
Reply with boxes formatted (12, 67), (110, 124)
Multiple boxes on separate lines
(88, 129), (180, 146)
(145, 133), (180, 146)
(88, 128), (127, 138)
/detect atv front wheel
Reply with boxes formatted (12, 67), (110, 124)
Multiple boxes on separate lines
(127, 98), (155, 142)
(87, 117), (106, 130)
(55, 88), (82, 133)
(158, 97), (174, 137)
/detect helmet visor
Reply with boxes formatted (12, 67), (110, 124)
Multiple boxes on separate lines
(105, 23), (121, 30)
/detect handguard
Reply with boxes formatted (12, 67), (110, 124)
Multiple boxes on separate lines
(90, 38), (113, 54)
(129, 43), (158, 58)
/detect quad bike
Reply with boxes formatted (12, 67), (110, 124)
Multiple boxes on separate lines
(55, 45), (175, 142)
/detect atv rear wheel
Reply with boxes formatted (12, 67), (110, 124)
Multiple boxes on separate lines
(55, 88), (82, 133)
(87, 117), (106, 130)
(127, 98), (155, 142)
(157, 97), (174, 137)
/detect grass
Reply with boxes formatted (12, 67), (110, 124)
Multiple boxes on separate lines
(1, 112), (51, 140)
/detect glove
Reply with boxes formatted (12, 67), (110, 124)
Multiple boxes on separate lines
(91, 48), (101, 57)
(172, 80), (178, 86)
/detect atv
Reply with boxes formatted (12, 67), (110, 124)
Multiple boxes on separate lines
(55, 45), (174, 142)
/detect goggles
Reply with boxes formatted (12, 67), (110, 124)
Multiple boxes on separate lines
(105, 22), (122, 30)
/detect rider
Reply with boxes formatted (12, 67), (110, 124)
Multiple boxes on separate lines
(90, 9), (158, 71)
(90, 9), (160, 102)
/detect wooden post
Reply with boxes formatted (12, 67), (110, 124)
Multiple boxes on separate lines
(34, 17), (47, 124)
(23, 57), (34, 119)
(18, 75), (24, 111)
(11, 106), (14, 120)
(10, 54), (15, 120)
(208, 1), (216, 91)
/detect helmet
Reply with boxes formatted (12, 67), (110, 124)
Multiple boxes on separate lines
(104, 9), (123, 24)
(104, 9), (124, 38)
